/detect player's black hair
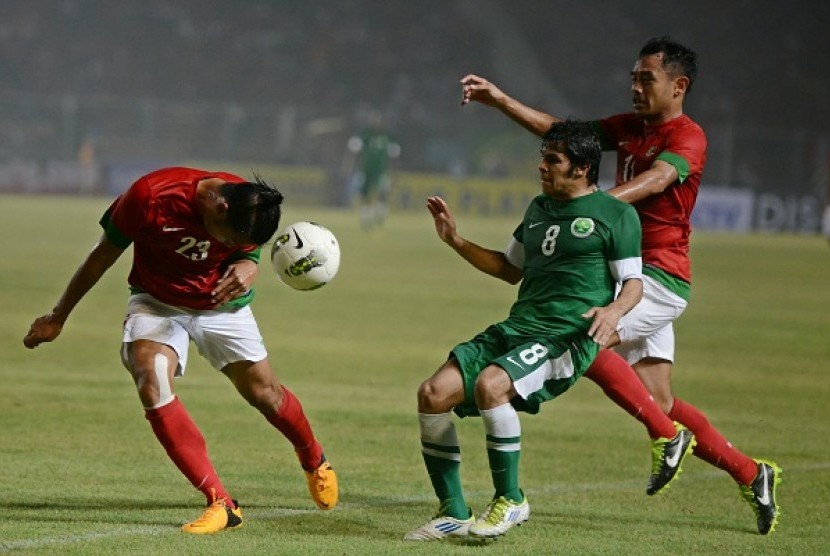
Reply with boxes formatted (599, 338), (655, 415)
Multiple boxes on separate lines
(541, 119), (601, 185)
(639, 36), (698, 93)
(221, 174), (284, 245)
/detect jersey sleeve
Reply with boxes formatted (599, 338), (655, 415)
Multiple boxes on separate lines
(655, 123), (707, 184)
(98, 177), (152, 249)
(607, 205), (643, 282)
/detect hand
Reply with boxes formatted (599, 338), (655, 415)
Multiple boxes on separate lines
(23, 313), (64, 349)
(212, 260), (258, 306)
(426, 196), (461, 247)
(459, 74), (504, 107)
(582, 306), (623, 348)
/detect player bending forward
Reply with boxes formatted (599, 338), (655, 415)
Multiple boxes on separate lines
(406, 120), (694, 541)
(23, 167), (338, 534)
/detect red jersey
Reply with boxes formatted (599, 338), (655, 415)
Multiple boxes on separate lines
(593, 113), (707, 284)
(100, 167), (261, 310)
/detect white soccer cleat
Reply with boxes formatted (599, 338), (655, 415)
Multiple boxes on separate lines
(404, 513), (475, 541)
(468, 495), (530, 538)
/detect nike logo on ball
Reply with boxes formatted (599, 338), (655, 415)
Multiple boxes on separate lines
(292, 229), (304, 249)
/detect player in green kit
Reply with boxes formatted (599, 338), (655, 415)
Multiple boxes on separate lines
(406, 120), (685, 541)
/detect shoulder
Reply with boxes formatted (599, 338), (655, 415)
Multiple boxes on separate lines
(668, 115), (707, 143)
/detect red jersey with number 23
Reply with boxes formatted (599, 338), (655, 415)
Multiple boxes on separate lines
(99, 166), (259, 310)
(594, 113), (706, 283)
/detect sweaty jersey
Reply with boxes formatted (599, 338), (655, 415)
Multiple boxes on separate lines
(503, 191), (642, 342)
(99, 167), (261, 310)
(592, 113), (706, 289)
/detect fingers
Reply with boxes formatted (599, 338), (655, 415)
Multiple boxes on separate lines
(459, 74), (484, 105)
(426, 196), (448, 217)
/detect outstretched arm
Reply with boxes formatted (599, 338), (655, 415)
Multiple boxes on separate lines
(460, 74), (559, 136)
(23, 235), (125, 348)
(427, 196), (522, 284)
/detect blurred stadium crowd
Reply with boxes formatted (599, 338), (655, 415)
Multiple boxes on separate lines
(0, 0), (827, 206)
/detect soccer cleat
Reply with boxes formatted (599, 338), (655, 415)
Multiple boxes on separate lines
(647, 422), (696, 495)
(468, 495), (530, 538)
(403, 509), (475, 541)
(181, 498), (242, 534)
(304, 456), (338, 510)
(739, 459), (782, 535)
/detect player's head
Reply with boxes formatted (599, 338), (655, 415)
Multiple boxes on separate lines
(639, 36), (698, 93)
(220, 175), (284, 245)
(540, 119), (601, 186)
(632, 37), (697, 121)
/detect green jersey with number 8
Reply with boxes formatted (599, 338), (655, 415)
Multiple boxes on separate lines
(505, 191), (642, 340)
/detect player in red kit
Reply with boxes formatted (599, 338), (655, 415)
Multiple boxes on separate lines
(23, 167), (338, 534)
(460, 37), (781, 534)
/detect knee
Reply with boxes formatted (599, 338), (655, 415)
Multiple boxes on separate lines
(473, 367), (511, 408)
(417, 379), (450, 413)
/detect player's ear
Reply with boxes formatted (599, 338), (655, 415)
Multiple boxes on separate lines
(674, 75), (690, 97)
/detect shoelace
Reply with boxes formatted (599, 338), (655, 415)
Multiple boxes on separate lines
(481, 499), (508, 525)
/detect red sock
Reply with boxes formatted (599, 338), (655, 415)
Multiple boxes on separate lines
(265, 387), (323, 470)
(145, 397), (235, 507)
(585, 350), (677, 439)
(668, 398), (758, 485)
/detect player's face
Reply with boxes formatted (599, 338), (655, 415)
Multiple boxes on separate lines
(205, 219), (255, 249)
(630, 53), (680, 121)
(538, 145), (583, 200)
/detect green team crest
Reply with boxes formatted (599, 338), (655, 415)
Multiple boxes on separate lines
(571, 217), (595, 238)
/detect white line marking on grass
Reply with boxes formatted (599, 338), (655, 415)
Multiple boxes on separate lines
(3, 461), (826, 551)
(0, 507), (316, 553)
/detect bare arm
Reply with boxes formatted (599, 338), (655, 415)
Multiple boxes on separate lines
(427, 196), (523, 284)
(23, 235), (125, 348)
(608, 160), (679, 204)
(582, 277), (643, 347)
(460, 74), (558, 136)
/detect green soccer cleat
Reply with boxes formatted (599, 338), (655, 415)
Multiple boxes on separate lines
(739, 459), (782, 535)
(647, 422), (696, 495)
(468, 494), (530, 538)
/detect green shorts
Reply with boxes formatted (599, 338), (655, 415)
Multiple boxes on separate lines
(450, 323), (598, 417)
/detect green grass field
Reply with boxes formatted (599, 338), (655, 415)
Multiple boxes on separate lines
(1, 194), (828, 555)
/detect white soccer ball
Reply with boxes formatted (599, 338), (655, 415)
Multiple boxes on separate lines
(270, 221), (340, 290)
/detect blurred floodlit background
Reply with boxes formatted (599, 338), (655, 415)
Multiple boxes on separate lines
(1, 0), (827, 232)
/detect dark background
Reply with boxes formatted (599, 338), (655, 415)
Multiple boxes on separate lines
(0, 0), (827, 198)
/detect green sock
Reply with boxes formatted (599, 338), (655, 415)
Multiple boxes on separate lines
(485, 444), (522, 502)
(481, 404), (522, 502)
(419, 412), (469, 519)
(422, 452), (470, 519)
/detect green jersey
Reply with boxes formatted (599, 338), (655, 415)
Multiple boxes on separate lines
(503, 190), (642, 341)
(450, 190), (642, 417)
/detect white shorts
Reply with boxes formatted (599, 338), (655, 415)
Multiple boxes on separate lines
(614, 274), (688, 365)
(822, 204), (830, 239)
(120, 293), (267, 375)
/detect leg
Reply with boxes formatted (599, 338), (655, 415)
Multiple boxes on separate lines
(223, 358), (337, 510)
(585, 350), (677, 439)
(125, 340), (241, 534)
(585, 350), (696, 495)
(468, 364), (530, 538)
(405, 360), (474, 541)
(126, 340), (235, 506)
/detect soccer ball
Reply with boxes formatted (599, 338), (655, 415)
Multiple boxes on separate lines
(270, 221), (340, 290)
